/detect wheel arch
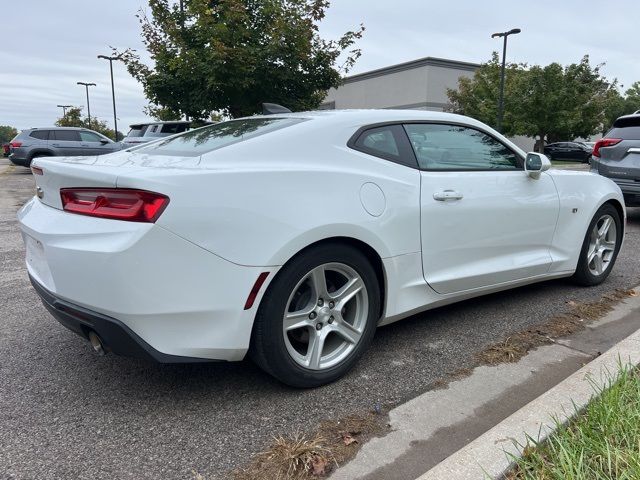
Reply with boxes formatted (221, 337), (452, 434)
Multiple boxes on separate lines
(28, 149), (54, 161)
(260, 236), (387, 320)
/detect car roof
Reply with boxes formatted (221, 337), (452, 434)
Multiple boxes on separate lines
(234, 109), (496, 132)
(129, 121), (191, 128)
(27, 127), (95, 131)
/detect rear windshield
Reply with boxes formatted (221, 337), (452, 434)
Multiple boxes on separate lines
(607, 126), (640, 140)
(609, 116), (640, 140)
(137, 117), (305, 157)
(127, 126), (148, 138)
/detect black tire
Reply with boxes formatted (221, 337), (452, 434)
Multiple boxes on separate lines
(250, 242), (380, 388)
(572, 203), (622, 286)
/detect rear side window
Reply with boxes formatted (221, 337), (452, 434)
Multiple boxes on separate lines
(139, 118), (305, 157)
(356, 127), (400, 156)
(29, 130), (49, 140)
(52, 130), (81, 141)
(160, 123), (189, 134)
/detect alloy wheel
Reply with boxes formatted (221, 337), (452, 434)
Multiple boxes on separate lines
(587, 214), (617, 276)
(282, 263), (369, 371)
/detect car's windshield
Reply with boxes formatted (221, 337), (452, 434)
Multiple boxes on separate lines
(136, 117), (305, 157)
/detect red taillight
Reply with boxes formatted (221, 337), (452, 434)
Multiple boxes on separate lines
(9, 141), (22, 148)
(592, 138), (622, 157)
(31, 166), (43, 175)
(244, 272), (270, 310)
(60, 188), (169, 222)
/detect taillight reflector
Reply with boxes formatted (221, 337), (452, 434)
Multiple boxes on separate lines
(244, 272), (270, 310)
(60, 188), (169, 222)
(31, 166), (43, 175)
(592, 138), (622, 157)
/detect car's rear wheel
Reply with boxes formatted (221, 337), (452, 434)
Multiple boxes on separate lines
(250, 243), (380, 388)
(572, 203), (622, 286)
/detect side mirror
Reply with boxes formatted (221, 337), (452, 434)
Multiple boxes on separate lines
(525, 152), (551, 179)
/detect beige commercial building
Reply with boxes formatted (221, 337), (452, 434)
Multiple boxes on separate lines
(322, 56), (479, 112)
(322, 56), (535, 151)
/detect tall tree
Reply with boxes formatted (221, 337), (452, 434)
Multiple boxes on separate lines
(117, 0), (364, 119)
(448, 55), (616, 151)
(55, 107), (123, 140)
(446, 52), (526, 136)
(514, 56), (613, 150)
(0, 125), (18, 144)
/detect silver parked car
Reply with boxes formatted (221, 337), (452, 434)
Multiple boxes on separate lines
(8, 127), (121, 167)
(121, 121), (191, 147)
(592, 113), (640, 206)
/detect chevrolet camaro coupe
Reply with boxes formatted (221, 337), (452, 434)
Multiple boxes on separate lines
(18, 110), (625, 387)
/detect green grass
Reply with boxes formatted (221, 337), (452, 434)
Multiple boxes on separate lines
(509, 365), (640, 479)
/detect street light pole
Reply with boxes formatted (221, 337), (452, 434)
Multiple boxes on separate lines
(491, 28), (521, 133)
(57, 104), (73, 117)
(76, 82), (96, 127)
(98, 55), (121, 141)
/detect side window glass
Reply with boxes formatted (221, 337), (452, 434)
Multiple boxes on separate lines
(404, 124), (520, 171)
(52, 130), (81, 141)
(29, 130), (49, 140)
(354, 127), (400, 158)
(80, 131), (102, 142)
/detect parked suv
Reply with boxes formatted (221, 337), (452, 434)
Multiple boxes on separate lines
(121, 121), (191, 147)
(8, 127), (121, 167)
(591, 114), (640, 206)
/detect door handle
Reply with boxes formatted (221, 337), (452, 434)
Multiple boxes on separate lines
(433, 190), (464, 201)
(51, 143), (60, 147)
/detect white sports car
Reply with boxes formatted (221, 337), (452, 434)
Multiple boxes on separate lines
(18, 110), (625, 387)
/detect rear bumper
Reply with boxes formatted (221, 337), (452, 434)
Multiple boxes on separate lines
(9, 154), (30, 167)
(607, 178), (640, 206)
(30, 275), (213, 363)
(18, 197), (276, 361)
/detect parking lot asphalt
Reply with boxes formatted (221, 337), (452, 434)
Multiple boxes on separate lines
(1, 158), (639, 480)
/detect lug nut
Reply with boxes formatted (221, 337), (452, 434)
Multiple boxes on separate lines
(309, 312), (317, 320)
(315, 323), (323, 330)
(328, 316), (334, 324)
(317, 299), (324, 307)
(329, 301), (335, 309)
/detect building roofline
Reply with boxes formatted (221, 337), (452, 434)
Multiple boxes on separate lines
(342, 56), (480, 84)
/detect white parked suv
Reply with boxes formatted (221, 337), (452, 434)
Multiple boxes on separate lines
(121, 121), (191, 147)
(19, 109), (625, 387)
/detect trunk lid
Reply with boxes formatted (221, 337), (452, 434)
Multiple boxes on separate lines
(31, 151), (203, 210)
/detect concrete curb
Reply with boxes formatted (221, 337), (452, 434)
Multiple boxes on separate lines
(416, 291), (640, 480)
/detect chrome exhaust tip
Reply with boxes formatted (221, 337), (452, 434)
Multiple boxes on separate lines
(88, 331), (106, 356)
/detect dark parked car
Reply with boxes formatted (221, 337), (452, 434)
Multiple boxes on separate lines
(543, 141), (592, 162)
(121, 121), (191, 147)
(8, 127), (122, 167)
(2, 143), (9, 157)
(591, 114), (640, 206)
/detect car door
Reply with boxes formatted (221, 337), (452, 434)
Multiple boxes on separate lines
(50, 129), (82, 156)
(79, 130), (117, 155)
(405, 123), (560, 295)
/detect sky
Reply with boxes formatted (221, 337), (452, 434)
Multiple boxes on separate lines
(2, 0), (638, 132)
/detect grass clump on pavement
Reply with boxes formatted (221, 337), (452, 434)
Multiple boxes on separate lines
(509, 366), (640, 479)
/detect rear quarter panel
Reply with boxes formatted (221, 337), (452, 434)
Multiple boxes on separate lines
(115, 137), (422, 267)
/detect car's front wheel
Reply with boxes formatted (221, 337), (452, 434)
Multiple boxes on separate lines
(572, 203), (622, 286)
(250, 243), (380, 388)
